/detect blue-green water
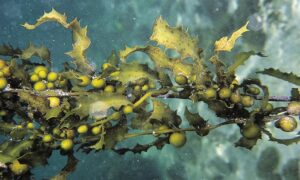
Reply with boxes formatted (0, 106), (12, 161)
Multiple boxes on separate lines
(0, 0), (299, 179)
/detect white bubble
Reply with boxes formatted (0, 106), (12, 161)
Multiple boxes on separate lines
(248, 13), (263, 31)
(89, 101), (109, 119)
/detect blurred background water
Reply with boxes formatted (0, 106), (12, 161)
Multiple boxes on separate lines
(0, 0), (300, 179)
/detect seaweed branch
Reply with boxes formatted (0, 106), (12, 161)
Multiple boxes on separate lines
(0, 9), (299, 179)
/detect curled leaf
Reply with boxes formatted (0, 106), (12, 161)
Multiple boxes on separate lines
(290, 88), (300, 101)
(0, 140), (33, 163)
(113, 137), (168, 155)
(150, 16), (199, 59)
(18, 91), (48, 114)
(20, 149), (52, 167)
(45, 107), (62, 120)
(110, 62), (158, 85)
(105, 120), (128, 149)
(235, 137), (259, 150)
(0, 153), (14, 164)
(22, 8), (94, 74)
(215, 21), (249, 52)
(9, 59), (31, 86)
(21, 43), (51, 64)
(51, 154), (78, 180)
(149, 98), (175, 123)
(184, 108), (208, 136)
(227, 51), (256, 75)
(149, 17), (207, 83)
(132, 98), (180, 129)
(257, 68), (300, 86)
(65, 19), (93, 74)
(22, 9), (68, 29)
(107, 50), (119, 66)
(158, 70), (172, 86)
(262, 128), (300, 145)
(119, 45), (194, 78)
(69, 92), (131, 120)
(119, 46), (145, 62)
(0, 44), (22, 57)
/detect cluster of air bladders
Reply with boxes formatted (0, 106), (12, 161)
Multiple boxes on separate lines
(0, 9), (299, 179)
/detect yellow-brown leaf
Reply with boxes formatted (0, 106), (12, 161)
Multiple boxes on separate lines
(150, 16), (199, 59)
(214, 21), (249, 52)
(22, 9), (94, 74)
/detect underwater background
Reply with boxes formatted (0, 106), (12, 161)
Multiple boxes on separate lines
(0, 0), (299, 179)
